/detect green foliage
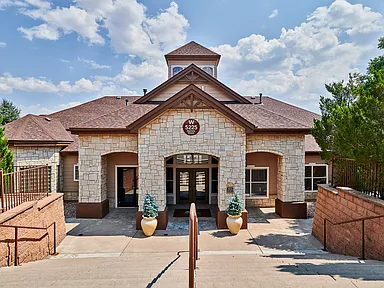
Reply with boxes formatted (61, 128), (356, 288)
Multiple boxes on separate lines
(312, 37), (384, 163)
(0, 99), (20, 125)
(142, 193), (158, 218)
(226, 193), (243, 216)
(0, 120), (13, 173)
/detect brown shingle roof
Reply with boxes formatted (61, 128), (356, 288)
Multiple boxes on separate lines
(165, 41), (220, 57)
(5, 114), (72, 142)
(48, 96), (142, 129)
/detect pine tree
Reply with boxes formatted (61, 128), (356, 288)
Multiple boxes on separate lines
(226, 193), (243, 216)
(0, 99), (20, 124)
(0, 119), (13, 174)
(143, 194), (158, 218)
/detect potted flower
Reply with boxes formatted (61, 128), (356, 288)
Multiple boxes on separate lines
(226, 193), (243, 235)
(141, 194), (158, 236)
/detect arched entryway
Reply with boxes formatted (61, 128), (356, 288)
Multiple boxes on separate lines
(100, 152), (138, 208)
(165, 153), (219, 205)
(245, 151), (283, 207)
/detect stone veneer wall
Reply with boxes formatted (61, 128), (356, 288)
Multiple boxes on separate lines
(138, 109), (246, 211)
(78, 135), (137, 203)
(11, 146), (61, 192)
(246, 134), (305, 202)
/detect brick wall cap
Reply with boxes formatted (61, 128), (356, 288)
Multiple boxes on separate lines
(336, 186), (384, 209)
(318, 184), (338, 195)
(37, 193), (64, 211)
(0, 201), (35, 223)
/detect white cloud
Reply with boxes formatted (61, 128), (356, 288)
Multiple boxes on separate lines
(0, 42), (6, 47)
(18, 24), (59, 41)
(59, 59), (70, 63)
(20, 101), (82, 116)
(212, 0), (384, 110)
(269, 9), (278, 19)
(0, 73), (103, 94)
(13, 0), (188, 58)
(78, 57), (111, 70)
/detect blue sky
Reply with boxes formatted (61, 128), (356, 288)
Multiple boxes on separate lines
(0, 0), (383, 115)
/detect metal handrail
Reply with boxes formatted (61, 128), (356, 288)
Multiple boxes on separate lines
(323, 214), (384, 260)
(189, 203), (198, 288)
(0, 221), (57, 266)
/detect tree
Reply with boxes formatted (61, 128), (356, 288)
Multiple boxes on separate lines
(0, 120), (13, 173)
(0, 99), (20, 124)
(312, 37), (384, 163)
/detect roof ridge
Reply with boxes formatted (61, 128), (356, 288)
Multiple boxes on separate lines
(254, 104), (309, 128)
(14, 115), (30, 139)
(30, 115), (59, 140)
(71, 105), (128, 129)
(165, 41), (220, 56)
(48, 96), (109, 117)
(264, 96), (320, 118)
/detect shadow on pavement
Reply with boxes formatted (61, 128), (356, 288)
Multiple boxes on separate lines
(276, 261), (384, 281)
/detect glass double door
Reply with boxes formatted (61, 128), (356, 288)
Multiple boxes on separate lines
(177, 168), (209, 204)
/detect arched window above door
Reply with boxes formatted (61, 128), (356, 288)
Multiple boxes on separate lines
(172, 66), (183, 76)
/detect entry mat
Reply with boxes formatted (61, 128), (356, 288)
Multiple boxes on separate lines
(173, 208), (212, 218)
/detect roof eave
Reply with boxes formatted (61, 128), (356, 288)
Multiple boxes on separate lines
(69, 128), (134, 135)
(249, 128), (311, 134)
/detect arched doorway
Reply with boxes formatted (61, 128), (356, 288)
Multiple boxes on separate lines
(165, 153), (219, 205)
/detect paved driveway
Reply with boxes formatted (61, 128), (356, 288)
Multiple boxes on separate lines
(1, 207), (384, 287)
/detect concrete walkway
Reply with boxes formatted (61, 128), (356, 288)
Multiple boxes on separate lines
(1, 208), (384, 287)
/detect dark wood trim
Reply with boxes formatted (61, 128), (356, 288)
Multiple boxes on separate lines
(9, 140), (73, 146)
(76, 199), (109, 219)
(248, 129), (311, 134)
(136, 207), (168, 230)
(69, 128), (133, 135)
(60, 151), (79, 155)
(176, 168), (209, 204)
(127, 84), (256, 133)
(275, 198), (307, 219)
(216, 207), (248, 229)
(134, 64), (251, 104)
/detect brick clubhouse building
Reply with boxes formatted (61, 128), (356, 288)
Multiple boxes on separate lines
(5, 41), (327, 228)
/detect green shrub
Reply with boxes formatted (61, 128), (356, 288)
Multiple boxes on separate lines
(143, 194), (158, 218)
(226, 193), (243, 216)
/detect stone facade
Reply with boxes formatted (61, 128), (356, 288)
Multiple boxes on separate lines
(11, 146), (61, 192)
(138, 109), (246, 211)
(246, 134), (305, 202)
(78, 135), (137, 203)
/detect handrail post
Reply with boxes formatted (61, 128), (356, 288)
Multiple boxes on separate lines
(361, 219), (365, 260)
(53, 222), (57, 255)
(0, 169), (4, 213)
(323, 218), (327, 251)
(14, 227), (18, 266)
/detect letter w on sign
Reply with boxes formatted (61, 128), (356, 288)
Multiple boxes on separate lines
(188, 119), (195, 125)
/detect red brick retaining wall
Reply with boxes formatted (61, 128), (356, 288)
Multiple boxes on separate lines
(313, 185), (384, 260)
(0, 193), (66, 267)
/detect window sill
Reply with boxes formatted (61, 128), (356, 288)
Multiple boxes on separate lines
(246, 196), (269, 199)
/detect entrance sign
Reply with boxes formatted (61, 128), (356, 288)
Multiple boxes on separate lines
(183, 119), (200, 136)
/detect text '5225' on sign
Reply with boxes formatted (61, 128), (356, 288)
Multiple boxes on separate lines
(183, 119), (200, 136)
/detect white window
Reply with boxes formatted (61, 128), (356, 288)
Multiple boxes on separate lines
(172, 66), (183, 76)
(305, 164), (328, 191)
(202, 66), (213, 76)
(74, 164), (79, 181)
(245, 167), (269, 197)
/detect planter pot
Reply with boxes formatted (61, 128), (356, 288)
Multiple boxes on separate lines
(141, 216), (158, 237)
(226, 214), (243, 235)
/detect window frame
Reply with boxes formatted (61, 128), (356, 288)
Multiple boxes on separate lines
(304, 163), (328, 192)
(73, 164), (79, 182)
(245, 166), (269, 199)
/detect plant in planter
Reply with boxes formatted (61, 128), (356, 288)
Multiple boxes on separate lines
(141, 194), (158, 236)
(226, 193), (243, 235)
